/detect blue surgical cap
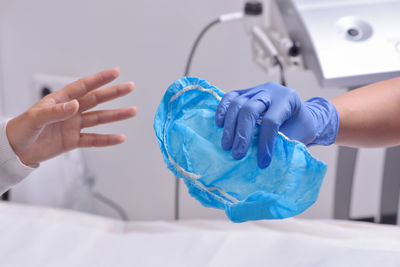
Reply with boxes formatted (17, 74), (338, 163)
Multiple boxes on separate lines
(154, 77), (327, 223)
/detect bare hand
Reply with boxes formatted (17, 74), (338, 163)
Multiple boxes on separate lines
(6, 67), (136, 166)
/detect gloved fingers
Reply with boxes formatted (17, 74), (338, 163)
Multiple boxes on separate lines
(232, 92), (270, 160)
(258, 102), (293, 168)
(215, 91), (240, 127)
(221, 96), (249, 150)
(80, 107), (137, 129)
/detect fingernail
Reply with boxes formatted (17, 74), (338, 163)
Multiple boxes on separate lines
(232, 150), (244, 160)
(64, 100), (76, 112)
(258, 158), (270, 169)
(109, 67), (120, 78)
(221, 136), (232, 150)
(118, 134), (126, 142)
(232, 143), (246, 160)
(125, 82), (135, 91)
(127, 107), (137, 116)
(215, 116), (223, 127)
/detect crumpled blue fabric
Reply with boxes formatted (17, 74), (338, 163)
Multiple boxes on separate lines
(154, 77), (328, 223)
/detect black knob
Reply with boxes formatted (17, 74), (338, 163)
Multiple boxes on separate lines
(288, 41), (301, 57)
(41, 87), (52, 98)
(347, 28), (359, 37)
(244, 1), (263, 16)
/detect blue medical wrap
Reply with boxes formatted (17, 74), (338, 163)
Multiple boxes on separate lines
(154, 77), (327, 223)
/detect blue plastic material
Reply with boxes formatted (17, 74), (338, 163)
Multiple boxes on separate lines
(154, 77), (328, 223)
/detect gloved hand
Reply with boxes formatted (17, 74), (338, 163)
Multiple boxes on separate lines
(215, 82), (339, 168)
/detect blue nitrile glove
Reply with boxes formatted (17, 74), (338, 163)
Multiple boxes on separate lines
(215, 82), (339, 168)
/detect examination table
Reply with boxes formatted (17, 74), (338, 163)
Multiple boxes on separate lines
(1, 202), (399, 267)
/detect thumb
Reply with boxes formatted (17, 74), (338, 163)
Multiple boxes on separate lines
(35, 99), (79, 127)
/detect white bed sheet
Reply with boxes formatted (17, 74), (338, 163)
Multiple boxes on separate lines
(0, 202), (399, 267)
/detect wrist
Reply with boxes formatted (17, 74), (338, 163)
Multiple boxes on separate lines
(305, 97), (340, 146)
(6, 116), (39, 167)
(16, 153), (39, 167)
(6, 117), (20, 154)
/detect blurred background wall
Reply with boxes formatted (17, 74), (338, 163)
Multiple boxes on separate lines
(0, 0), (385, 221)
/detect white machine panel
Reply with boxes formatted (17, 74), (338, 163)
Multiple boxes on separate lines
(278, 0), (400, 88)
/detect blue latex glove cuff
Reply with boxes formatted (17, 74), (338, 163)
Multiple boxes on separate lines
(305, 97), (340, 146)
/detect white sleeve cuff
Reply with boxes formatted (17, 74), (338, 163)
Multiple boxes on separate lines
(0, 119), (38, 195)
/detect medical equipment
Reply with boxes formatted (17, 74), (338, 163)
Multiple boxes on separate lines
(154, 77), (327, 222)
(250, 0), (400, 88)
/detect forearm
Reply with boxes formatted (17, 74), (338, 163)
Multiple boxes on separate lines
(332, 77), (400, 147)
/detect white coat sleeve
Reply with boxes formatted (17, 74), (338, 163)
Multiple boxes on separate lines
(0, 119), (37, 195)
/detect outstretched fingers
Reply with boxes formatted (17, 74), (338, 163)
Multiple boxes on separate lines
(80, 107), (137, 129)
(53, 68), (120, 103)
(78, 133), (126, 147)
(78, 81), (134, 112)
